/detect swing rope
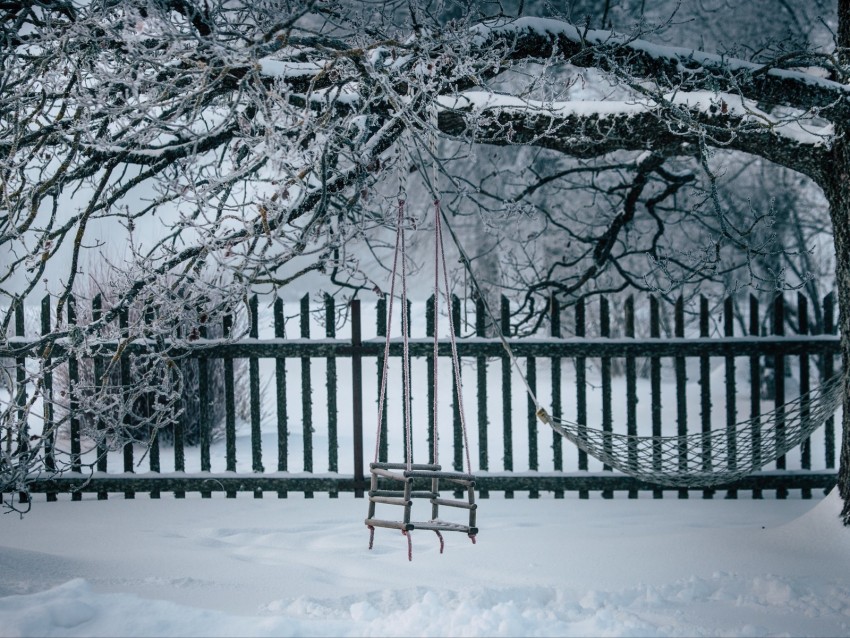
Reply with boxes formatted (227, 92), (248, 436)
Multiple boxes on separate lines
(373, 197), (473, 474)
(434, 198), (473, 475)
(436, 204), (549, 422)
(373, 200), (408, 466)
(400, 202), (413, 470)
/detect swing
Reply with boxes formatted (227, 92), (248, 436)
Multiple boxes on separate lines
(365, 199), (478, 560)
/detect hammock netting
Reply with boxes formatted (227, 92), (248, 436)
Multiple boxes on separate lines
(548, 375), (844, 487)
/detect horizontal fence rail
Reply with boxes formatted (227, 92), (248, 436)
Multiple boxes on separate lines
(0, 292), (842, 502)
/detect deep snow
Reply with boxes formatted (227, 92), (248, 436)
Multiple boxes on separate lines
(2, 489), (849, 637)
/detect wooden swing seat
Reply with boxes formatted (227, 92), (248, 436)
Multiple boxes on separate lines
(365, 462), (478, 536)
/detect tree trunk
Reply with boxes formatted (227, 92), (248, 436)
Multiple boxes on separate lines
(829, 0), (850, 525)
(824, 128), (850, 524)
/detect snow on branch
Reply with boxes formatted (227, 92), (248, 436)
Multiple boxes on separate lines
(436, 90), (830, 178)
(470, 17), (850, 125)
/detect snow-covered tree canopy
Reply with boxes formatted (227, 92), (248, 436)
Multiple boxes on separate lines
(5, 0), (850, 519)
(3, 0), (845, 337)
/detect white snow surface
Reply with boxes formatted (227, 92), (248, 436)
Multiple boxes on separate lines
(2, 489), (850, 637)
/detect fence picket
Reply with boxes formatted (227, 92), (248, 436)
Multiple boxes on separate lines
(199, 315), (211, 499)
(425, 296), (435, 465)
(550, 296), (563, 499)
(300, 295), (313, 498)
(501, 296), (514, 499)
(799, 293), (811, 500)
(350, 300), (365, 497)
(625, 296), (637, 500)
(575, 297), (589, 500)
(700, 296), (713, 500)
(774, 295), (787, 499)
(250, 295), (264, 498)
(600, 297), (613, 499)
(377, 296), (388, 463)
(66, 298), (82, 491)
(224, 312), (237, 499)
(41, 296), (57, 503)
(750, 295), (762, 500)
(823, 293), (835, 470)
(476, 296), (489, 498)
(650, 296), (662, 500)
(724, 297), (737, 500)
(527, 351), (539, 499)
(675, 297), (687, 500)
(326, 294), (338, 498)
(403, 298), (412, 466)
(452, 295), (462, 475)
(15, 302), (30, 504)
(145, 304), (160, 500)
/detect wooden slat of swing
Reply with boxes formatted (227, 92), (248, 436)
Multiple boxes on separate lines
(371, 462), (441, 471)
(369, 495), (411, 507)
(370, 468), (408, 481)
(430, 497), (477, 510)
(403, 470), (476, 485)
(410, 521), (478, 534)
(366, 518), (414, 531)
(370, 489), (439, 499)
(370, 464), (476, 487)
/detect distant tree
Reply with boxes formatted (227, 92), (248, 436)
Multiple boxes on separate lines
(3, 0), (850, 522)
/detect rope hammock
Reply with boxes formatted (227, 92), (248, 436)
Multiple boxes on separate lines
(436, 203), (844, 489)
(365, 198), (478, 560)
(541, 376), (843, 487)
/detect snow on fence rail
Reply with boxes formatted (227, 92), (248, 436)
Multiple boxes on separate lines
(1, 292), (842, 502)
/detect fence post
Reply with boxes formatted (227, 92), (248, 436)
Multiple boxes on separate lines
(724, 297), (737, 500)
(298, 295), (313, 497)
(198, 310), (211, 499)
(452, 294), (462, 475)
(625, 295), (638, 499)
(823, 293), (835, 471)
(67, 297), (82, 499)
(350, 299), (365, 497)
(501, 296), (513, 499)
(550, 295), (563, 499)
(773, 295), (787, 499)
(750, 295), (763, 499)
(173, 317), (186, 499)
(650, 296), (662, 499)
(376, 296), (388, 463)
(15, 301), (30, 504)
(325, 294), (338, 498)
(699, 296), (713, 499)
(41, 295), (57, 503)
(118, 305), (133, 500)
(426, 296), (435, 465)
(798, 292), (811, 500)
(403, 298), (413, 466)
(600, 296), (613, 499)
(674, 296), (687, 499)
(249, 295), (264, 498)
(223, 312), (238, 499)
(526, 344), (539, 499)
(273, 298), (288, 499)
(143, 303), (161, 500)
(575, 297), (588, 500)
(476, 295), (489, 498)
(92, 295), (108, 500)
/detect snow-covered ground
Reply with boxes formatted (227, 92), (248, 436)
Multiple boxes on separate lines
(2, 299), (847, 636)
(2, 489), (849, 637)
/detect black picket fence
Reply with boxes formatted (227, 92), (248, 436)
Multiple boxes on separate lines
(1, 291), (842, 501)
